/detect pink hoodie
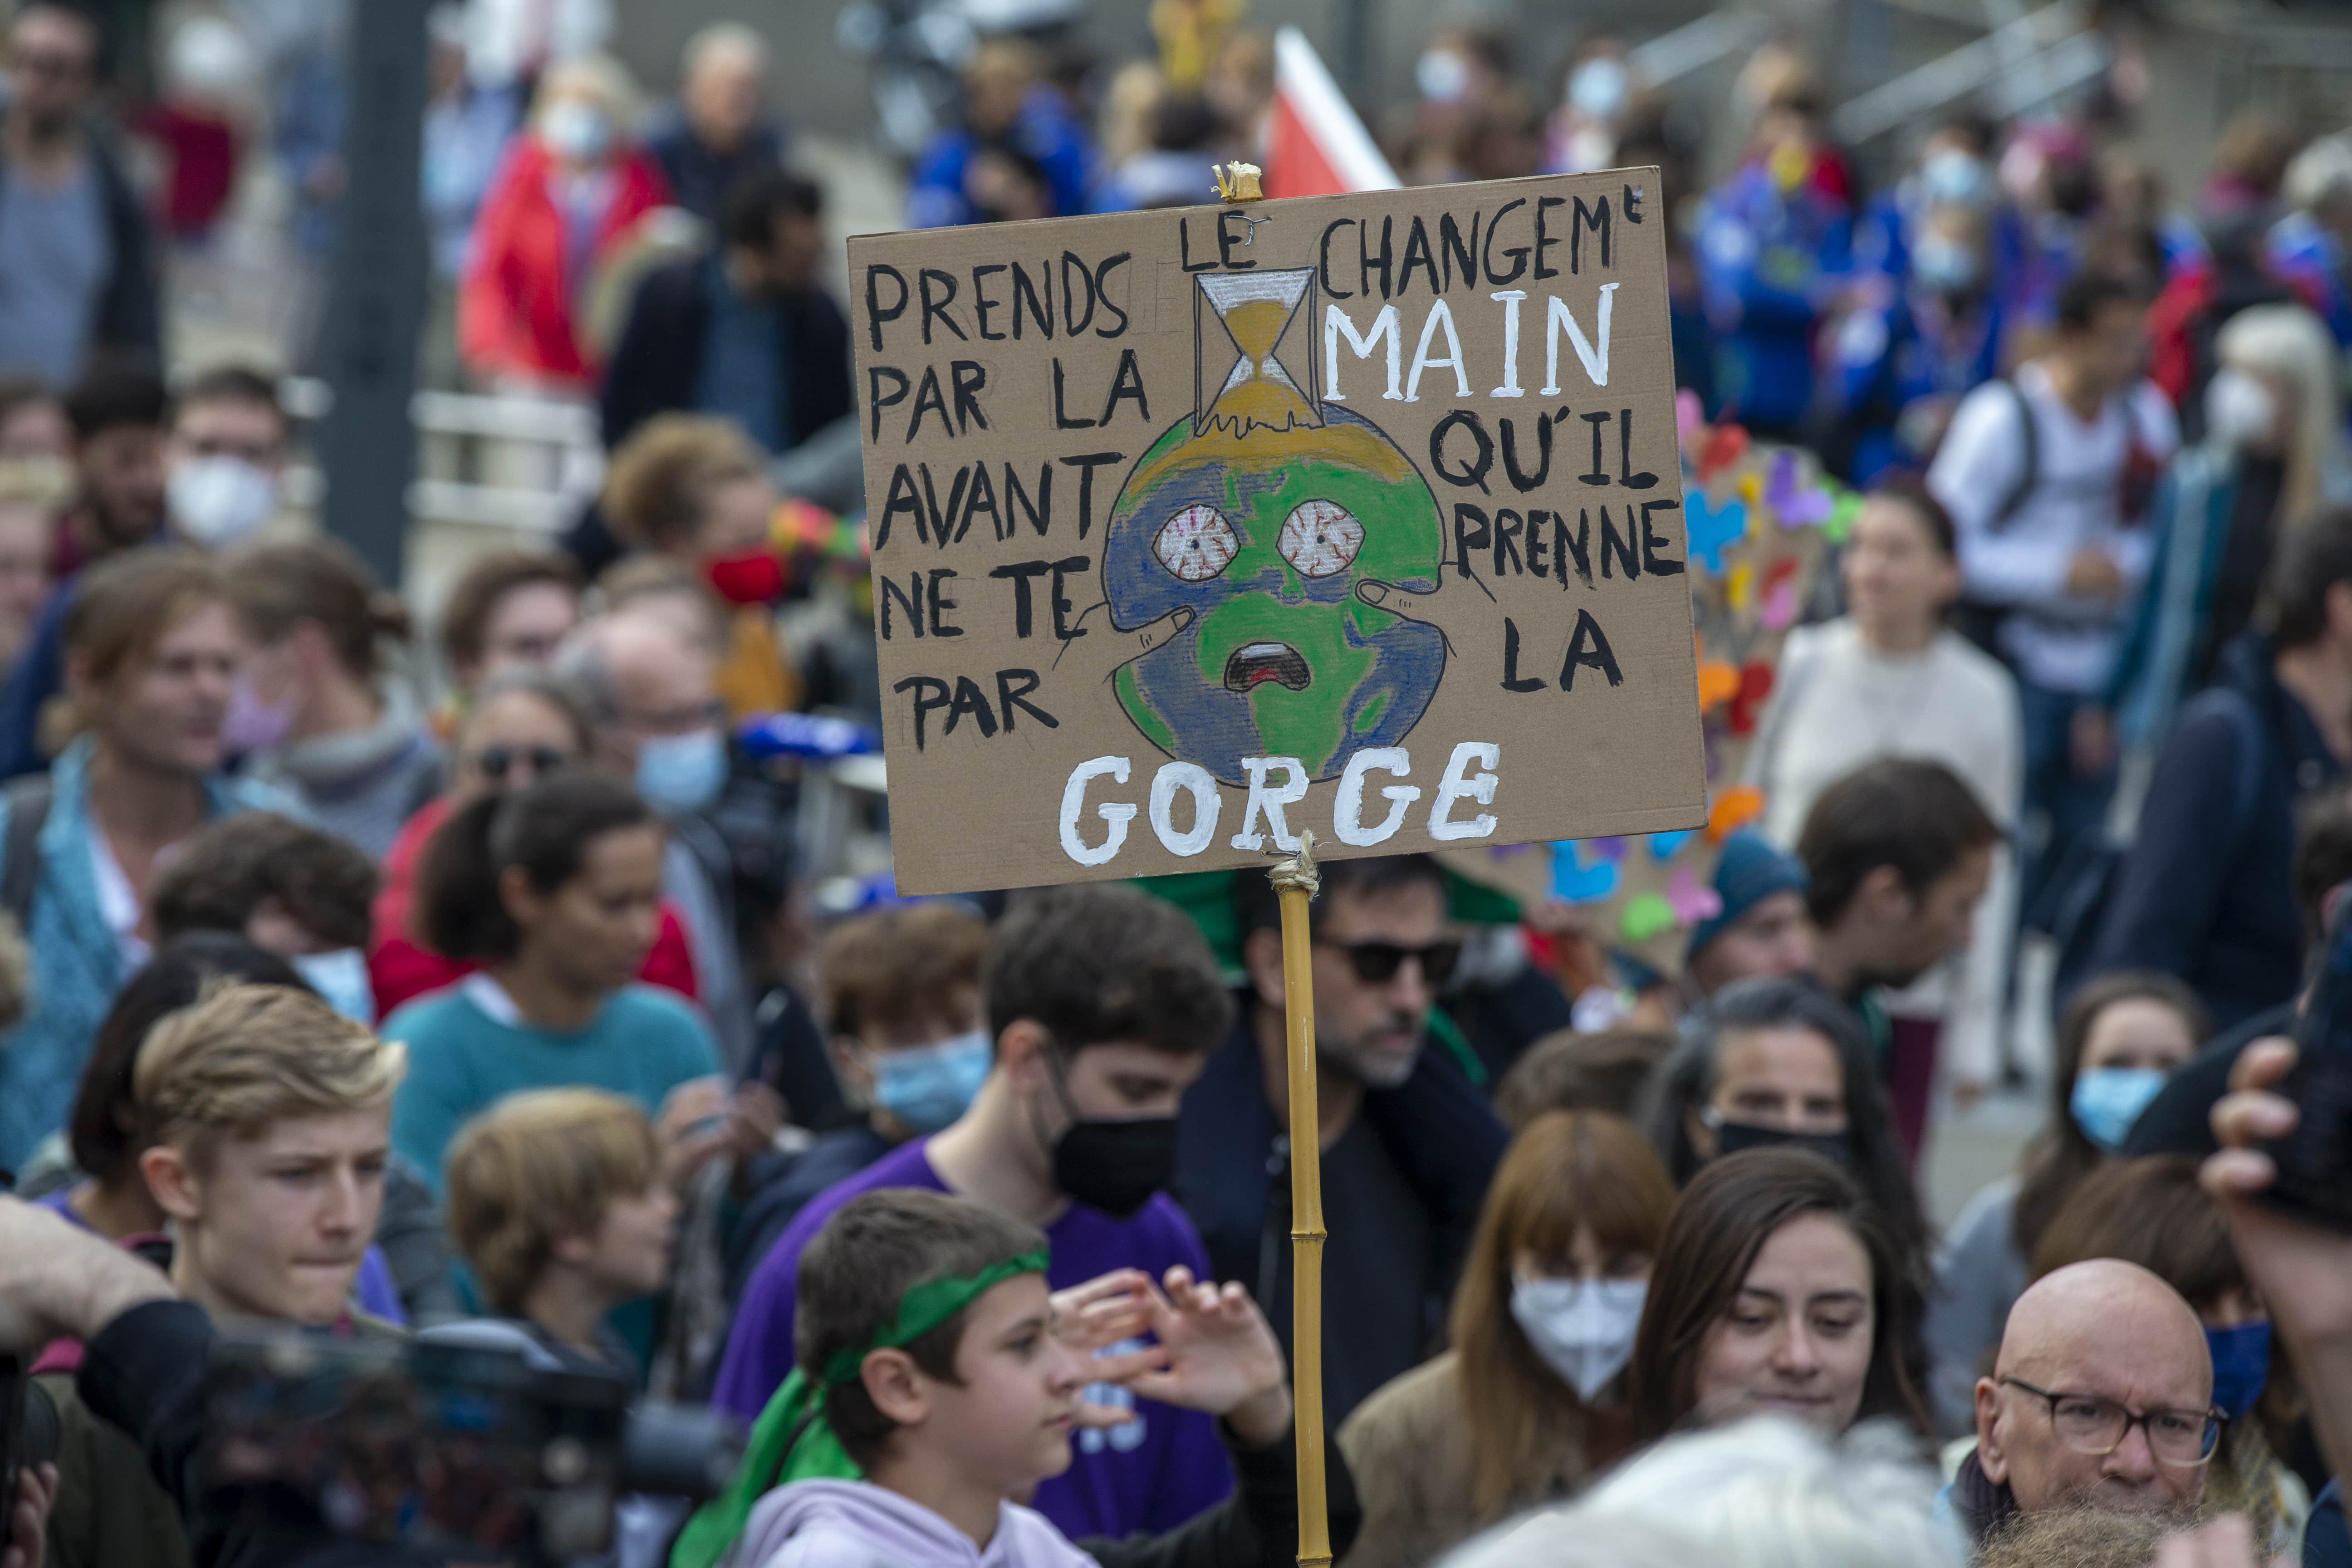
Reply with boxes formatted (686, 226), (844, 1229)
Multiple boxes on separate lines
(734, 1480), (1101, 1568)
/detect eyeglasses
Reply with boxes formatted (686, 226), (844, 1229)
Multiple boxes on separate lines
(472, 744), (571, 783)
(1999, 1377), (2224, 1467)
(1318, 937), (1461, 989)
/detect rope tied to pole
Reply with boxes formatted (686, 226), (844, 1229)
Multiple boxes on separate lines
(1269, 828), (1321, 899)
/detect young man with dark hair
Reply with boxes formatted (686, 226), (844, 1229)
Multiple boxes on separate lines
(600, 166), (849, 454)
(57, 365), (167, 567)
(1928, 268), (2177, 920)
(148, 810), (379, 1018)
(1796, 757), (2001, 1155)
(1177, 853), (1509, 1429)
(0, 362), (291, 777)
(2091, 505), (2352, 1027)
(715, 883), (1242, 1542)
(436, 548), (580, 696)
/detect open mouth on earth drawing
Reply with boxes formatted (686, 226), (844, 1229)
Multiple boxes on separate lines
(1223, 642), (1312, 692)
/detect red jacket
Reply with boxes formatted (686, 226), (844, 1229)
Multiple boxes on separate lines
(369, 794), (700, 1017)
(458, 136), (669, 385)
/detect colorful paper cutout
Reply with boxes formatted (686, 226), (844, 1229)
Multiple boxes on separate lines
(1766, 451), (1833, 527)
(1696, 421), (1749, 482)
(1707, 784), (1766, 842)
(1665, 864), (1724, 926)
(1727, 662), (1775, 735)
(1648, 830), (1695, 859)
(1825, 488), (1863, 544)
(1759, 558), (1802, 631)
(1685, 491), (1748, 573)
(1696, 661), (1740, 710)
(1620, 891), (1678, 943)
(1552, 841), (1622, 903)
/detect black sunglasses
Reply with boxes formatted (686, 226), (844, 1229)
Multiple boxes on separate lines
(1319, 937), (1461, 988)
(473, 744), (571, 782)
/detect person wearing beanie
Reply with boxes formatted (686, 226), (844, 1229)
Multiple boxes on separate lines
(1683, 832), (1813, 1000)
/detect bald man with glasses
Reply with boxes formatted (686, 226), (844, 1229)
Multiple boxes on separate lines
(1941, 1258), (2220, 1554)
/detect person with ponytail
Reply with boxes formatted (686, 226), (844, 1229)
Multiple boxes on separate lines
(224, 537), (441, 858)
(384, 771), (740, 1198)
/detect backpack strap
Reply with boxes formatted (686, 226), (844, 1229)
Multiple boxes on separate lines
(0, 774), (51, 931)
(1987, 378), (2039, 531)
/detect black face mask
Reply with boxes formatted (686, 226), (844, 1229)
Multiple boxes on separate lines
(1052, 1116), (1178, 1220)
(1710, 1118), (1854, 1169)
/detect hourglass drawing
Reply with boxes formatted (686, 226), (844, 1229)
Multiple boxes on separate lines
(1196, 269), (1323, 437)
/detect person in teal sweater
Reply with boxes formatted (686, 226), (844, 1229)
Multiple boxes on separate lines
(383, 771), (730, 1196)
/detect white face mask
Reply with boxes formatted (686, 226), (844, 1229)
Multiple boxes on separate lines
(541, 99), (614, 164)
(1568, 58), (1629, 122)
(168, 455), (279, 549)
(2204, 367), (2278, 451)
(1509, 1276), (1648, 1401)
(292, 947), (377, 1025)
(1416, 49), (1471, 105)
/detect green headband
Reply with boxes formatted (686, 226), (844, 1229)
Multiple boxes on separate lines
(671, 1249), (1050, 1568)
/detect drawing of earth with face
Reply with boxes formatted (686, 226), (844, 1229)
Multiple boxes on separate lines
(1100, 406), (1447, 785)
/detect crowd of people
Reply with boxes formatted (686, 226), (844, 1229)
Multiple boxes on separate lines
(0, 2), (2350, 1568)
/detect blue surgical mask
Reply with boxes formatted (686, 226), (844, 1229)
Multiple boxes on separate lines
(1911, 233), (1982, 296)
(292, 947), (376, 1025)
(636, 727), (727, 814)
(1920, 147), (1991, 207)
(2070, 1067), (2168, 1152)
(869, 1029), (992, 1135)
(2205, 1319), (2272, 1423)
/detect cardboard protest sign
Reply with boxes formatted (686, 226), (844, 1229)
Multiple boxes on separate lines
(1442, 409), (1852, 966)
(851, 170), (1707, 895)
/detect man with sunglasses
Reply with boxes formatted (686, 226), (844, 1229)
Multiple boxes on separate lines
(1176, 854), (1510, 1429)
(1941, 1257), (2218, 1553)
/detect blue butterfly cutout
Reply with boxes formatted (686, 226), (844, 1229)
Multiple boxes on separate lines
(1684, 491), (1748, 574)
(1552, 841), (1622, 903)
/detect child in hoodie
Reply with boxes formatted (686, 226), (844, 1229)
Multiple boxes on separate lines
(678, 1187), (1348, 1568)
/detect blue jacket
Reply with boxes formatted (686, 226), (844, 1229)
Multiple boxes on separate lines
(906, 90), (1093, 228)
(0, 583), (72, 780)
(1828, 283), (2005, 485)
(2089, 633), (2343, 1028)
(2310, 1478), (2348, 1568)
(1695, 162), (1852, 434)
(0, 739), (296, 1167)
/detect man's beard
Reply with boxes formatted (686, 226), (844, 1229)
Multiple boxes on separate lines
(1978, 1494), (2211, 1568)
(1315, 1009), (1422, 1090)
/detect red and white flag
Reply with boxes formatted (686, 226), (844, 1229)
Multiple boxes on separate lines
(1262, 26), (1398, 199)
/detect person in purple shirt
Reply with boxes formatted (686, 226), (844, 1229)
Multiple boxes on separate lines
(715, 883), (1241, 1541)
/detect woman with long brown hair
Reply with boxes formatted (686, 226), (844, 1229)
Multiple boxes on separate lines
(1628, 1146), (1928, 1444)
(1923, 970), (2207, 1436)
(1338, 1111), (1675, 1568)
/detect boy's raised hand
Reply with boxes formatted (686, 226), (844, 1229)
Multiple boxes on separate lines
(1047, 1266), (1294, 1445)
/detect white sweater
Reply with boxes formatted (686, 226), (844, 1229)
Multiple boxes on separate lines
(1747, 620), (2024, 1084)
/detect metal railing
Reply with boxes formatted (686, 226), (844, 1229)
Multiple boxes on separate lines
(283, 375), (603, 538)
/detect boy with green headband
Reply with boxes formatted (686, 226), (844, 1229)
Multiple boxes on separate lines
(683, 1188), (1333, 1568)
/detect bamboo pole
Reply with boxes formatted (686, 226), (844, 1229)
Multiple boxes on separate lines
(1270, 829), (1329, 1568)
